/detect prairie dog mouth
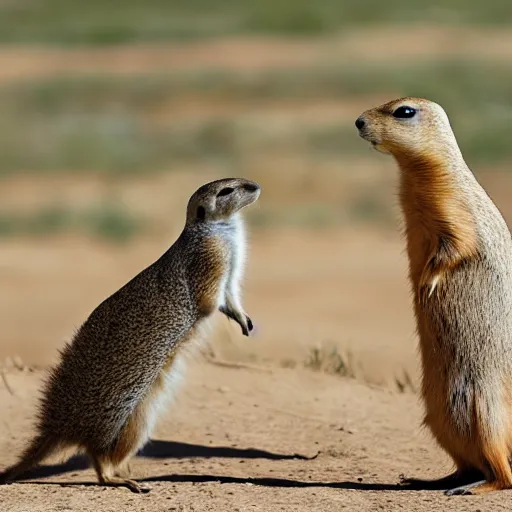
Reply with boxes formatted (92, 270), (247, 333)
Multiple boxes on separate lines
(371, 141), (391, 154)
(359, 133), (390, 154)
(358, 131), (378, 145)
(355, 115), (392, 154)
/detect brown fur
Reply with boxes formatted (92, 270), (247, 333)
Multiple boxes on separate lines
(357, 97), (512, 495)
(0, 178), (260, 493)
(195, 238), (228, 316)
(99, 344), (186, 489)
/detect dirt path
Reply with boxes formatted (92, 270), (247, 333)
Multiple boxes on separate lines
(1, 362), (511, 511)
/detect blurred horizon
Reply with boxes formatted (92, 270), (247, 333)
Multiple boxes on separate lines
(1, 2), (512, 241)
(1, 0), (511, 389)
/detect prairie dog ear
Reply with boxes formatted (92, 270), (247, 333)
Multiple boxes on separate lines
(196, 206), (206, 221)
(187, 192), (217, 224)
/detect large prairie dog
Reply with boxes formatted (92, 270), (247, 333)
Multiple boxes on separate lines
(0, 178), (261, 493)
(356, 98), (512, 495)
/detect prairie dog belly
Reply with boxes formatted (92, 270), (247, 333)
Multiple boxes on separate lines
(141, 317), (216, 445)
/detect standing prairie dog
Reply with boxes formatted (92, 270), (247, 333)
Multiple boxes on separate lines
(0, 178), (260, 493)
(356, 98), (512, 495)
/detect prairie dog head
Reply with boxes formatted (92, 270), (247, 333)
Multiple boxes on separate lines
(355, 97), (460, 164)
(186, 178), (261, 225)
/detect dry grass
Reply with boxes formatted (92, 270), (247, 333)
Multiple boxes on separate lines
(305, 344), (356, 378)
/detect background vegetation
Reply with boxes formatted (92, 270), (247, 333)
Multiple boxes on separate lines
(1, 0), (511, 240)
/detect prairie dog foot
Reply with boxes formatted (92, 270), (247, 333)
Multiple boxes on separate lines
(101, 475), (151, 493)
(91, 454), (150, 494)
(445, 480), (488, 496)
(219, 305), (253, 336)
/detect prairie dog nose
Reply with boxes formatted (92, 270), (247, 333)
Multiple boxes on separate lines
(355, 117), (365, 130)
(243, 182), (260, 193)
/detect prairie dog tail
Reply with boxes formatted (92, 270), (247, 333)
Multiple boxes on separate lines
(0, 434), (61, 483)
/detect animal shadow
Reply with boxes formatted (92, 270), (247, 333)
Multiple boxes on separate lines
(143, 473), (406, 492)
(7, 439), (317, 481)
(139, 439), (318, 461)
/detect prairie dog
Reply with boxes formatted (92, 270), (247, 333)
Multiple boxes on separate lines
(0, 178), (260, 493)
(356, 98), (512, 495)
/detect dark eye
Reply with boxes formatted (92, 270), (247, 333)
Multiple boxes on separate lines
(196, 206), (205, 220)
(217, 187), (234, 197)
(393, 106), (417, 119)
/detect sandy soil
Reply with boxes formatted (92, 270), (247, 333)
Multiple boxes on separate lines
(2, 362), (512, 511)
(2, 166), (511, 385)
(1, 225), (512, 510)
(0, 229), (417, 388)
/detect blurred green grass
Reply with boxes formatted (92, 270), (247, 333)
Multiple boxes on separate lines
(0, 195), (391, 239)
(1, 60), (512, 175)
(247, 195), (395, 230)
(247, 203), (340, 230)
(1, 0), (512, 44)
(0, 204), (142, 242)
(9, 60), (512, 105)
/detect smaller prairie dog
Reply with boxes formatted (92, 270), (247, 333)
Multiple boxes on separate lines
(0, 178), (260, 493)
(356, 98), (512, 495)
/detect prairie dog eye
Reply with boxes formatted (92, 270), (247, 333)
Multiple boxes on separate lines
(393, 106), (417, 119)
(217, 187), (234, 197)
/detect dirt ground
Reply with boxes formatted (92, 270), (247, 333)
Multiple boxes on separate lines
(2, 362), (512, 511)
(0, 229), (418, 387)
(1, 175), (511, 512)
(2, 228), (512, 511)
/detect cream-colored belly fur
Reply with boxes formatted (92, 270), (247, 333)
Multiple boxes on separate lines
(139, 317), (216, 449)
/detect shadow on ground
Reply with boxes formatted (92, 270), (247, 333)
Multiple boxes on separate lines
(5, 439), (318, 481)
(7, 474), (407, 492)
(143, 473), (406, 491)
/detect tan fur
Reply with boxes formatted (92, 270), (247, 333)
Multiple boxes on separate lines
(357, 98), (512, 495)
(358, 98), (478, 298)
(195, 238), (227, 316)
(402, 159), (478, 305)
